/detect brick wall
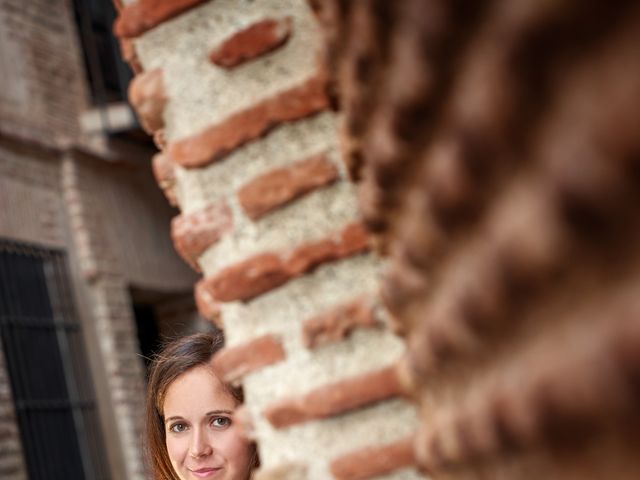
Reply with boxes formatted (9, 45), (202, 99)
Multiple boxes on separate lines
(319, 1), (640, 479)
(0, 139), (66, 248)
(61, 152), (198, 479)
(116, 1), (421, 478)
(0, 136), (199, 479)
(0, 140), (65, 480)
(0, 0), (87, 148)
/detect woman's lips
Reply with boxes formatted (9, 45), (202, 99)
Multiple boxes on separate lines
(189, 467), (222, 478)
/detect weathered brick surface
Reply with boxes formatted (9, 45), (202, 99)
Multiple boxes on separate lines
(201, 222), (369, 302)
(302, 296), (378, 349)
(167, 70), (330, 168)
(128, 69), (167, 134)
(171, 201), (233, 271)
(194, 279), (222, 328)
(263, 365), (404, 428)
(124, 2), (420, 479)
(114, 0), (209, 38)
(237, 152), (338, 220)
(209, 18), (293, 69)
(151, 153), (178, 206)
(213, 334), (286, 383)
(330, 435), (416, 480)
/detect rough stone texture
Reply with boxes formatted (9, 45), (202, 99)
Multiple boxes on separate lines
(209, 17), (293, 69)
(321, 1), (640, 479)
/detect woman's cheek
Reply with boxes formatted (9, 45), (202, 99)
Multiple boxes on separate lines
(166, 435), (189, 469)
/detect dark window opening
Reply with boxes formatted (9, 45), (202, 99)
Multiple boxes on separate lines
(0, 239), (111, 480)
(71, 0), (132, 106)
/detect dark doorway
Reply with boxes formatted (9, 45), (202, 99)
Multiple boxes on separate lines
(132, 303), (160, 373)
(130, 288), (213, 377)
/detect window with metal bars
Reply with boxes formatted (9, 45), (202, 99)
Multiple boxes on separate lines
(0, 239), (111, 480)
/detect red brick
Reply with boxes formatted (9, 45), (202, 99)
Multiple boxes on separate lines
(201, 222), (370, 302)
(302, 296), (378, 349)
(128, 69), (166, 134)
(285, 238), (339, 276)
(209, 18), (292, 69)
(194, 280), (223, 328)
(204, 252), (289, 303)
(337, 222), (370, 256)
(213, 334), (285, 383)
(330, 435), (416, 480)
(171, 201), (233, 271)
(237, 153), (338, 220)
(263, 365), (404, 428)
(167, 70), (329, 168)
(254, 463), (308, 480)
(114, 0), (209, 39)
(152, 153), (177, 206)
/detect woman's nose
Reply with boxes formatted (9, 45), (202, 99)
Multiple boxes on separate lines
(189, 429), (213, 459)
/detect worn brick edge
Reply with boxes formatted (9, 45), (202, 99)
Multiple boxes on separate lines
(302, 295), (379, 349)
(201, 222), (370, 302)
(128, 68), (167, 134)
(167, 69), (330, 168)
(212, 334), (285, 384)
(237, 152), (338, 221)
(209, 17), (293, 69)
(114, 0), (209, 39)
(330, 435), (417, 480)
(152, 153), (178, 206)
(263, 364), (405, 429)
(194, 279), (223, 328)
(171, 201), (233, 272)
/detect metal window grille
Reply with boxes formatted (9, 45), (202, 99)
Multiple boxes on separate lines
(0, 240), (111, 480)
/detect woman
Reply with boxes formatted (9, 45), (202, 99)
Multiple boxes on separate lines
(146, 332), (257, 480)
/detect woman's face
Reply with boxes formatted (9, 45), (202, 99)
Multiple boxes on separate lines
(163, 363), (252, 480)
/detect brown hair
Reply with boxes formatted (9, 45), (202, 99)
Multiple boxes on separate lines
(145, 331), (254, 479)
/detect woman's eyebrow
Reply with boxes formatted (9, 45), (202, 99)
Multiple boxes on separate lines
(164, 416), (184, 424)
(206, 410), (233, 416)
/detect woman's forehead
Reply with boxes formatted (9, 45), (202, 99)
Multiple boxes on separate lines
(163, 364), (236, 416)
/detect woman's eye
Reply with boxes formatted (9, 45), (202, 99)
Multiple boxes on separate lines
(210, 416), (231, 429)
(169, 423), (188, 433)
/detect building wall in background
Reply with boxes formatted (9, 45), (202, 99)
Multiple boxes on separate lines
(0, 0), (88, 148)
